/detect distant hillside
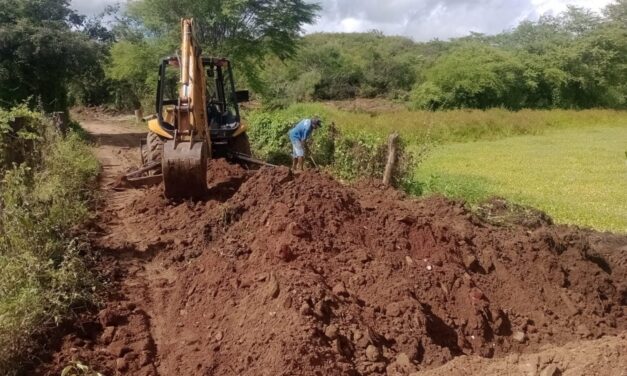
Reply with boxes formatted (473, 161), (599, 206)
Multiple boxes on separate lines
(259, 3), (626, 110)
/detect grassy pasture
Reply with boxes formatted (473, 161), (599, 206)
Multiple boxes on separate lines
(416, 126), (627, 233)
(269, 102), (627, 143)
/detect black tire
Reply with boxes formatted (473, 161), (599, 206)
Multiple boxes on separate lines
(146, 131), (164, 163)
(141, 143), (149, 165)
(230, 133), (251, 157)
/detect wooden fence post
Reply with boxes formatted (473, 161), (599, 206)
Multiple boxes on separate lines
(382, 132), (399, 186)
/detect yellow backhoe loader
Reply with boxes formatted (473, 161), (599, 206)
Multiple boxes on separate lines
(124, 18), (268, 198)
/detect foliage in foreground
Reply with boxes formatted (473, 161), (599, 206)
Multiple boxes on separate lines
(0, 107), (99, 375)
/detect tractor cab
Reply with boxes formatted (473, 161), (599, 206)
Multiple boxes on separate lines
(153, 56), (249, 154)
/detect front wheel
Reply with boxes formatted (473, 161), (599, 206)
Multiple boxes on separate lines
(146, 131), (164, 163)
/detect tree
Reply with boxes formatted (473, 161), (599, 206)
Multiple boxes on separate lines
(108, 0), (626, 110)
(0, 0), (103, 111)
(360, 50), (416, 98)
(109, 0), (320, 99)
(604, 0), (627, 24)
(560, 6), (601, 35)
(106, 40), (170, 109)
(258, 32), (423, 105)
(411, 43), (526, 110)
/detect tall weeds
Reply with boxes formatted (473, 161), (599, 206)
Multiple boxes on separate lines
(0, 107), (99, 374)
(247, 110), (417, 187)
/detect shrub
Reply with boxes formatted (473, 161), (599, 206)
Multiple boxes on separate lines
(247, 107), (417, 188)
(246, 111), (296, 165)
(0, 107), (99, 375)
(0, 105), (46, 170)
(410, 43), (527, 110)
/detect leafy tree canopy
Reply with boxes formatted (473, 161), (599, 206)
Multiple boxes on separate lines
(0, 0), (105, 111)
(106, 0), (320, 103)
(409, 2), (627, 109)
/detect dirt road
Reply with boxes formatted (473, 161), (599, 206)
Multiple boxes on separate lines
(66, 116), (162, 374)
(34, 115), (626, 376)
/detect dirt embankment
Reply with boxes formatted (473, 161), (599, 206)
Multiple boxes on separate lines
(32, 119), (626, 376)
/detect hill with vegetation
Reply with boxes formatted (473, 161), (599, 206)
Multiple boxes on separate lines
(260, 4), (626, 110)
(2, 0), (624, 112)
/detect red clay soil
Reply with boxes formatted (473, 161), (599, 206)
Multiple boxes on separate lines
(33, 160), (626, 376)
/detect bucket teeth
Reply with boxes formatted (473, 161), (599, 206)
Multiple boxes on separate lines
(162, 140), (208, 199)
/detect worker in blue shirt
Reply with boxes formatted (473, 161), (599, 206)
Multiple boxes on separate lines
(288, 117), (321, 171)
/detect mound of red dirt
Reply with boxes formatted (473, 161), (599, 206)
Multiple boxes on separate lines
(35, 163), (626, 376)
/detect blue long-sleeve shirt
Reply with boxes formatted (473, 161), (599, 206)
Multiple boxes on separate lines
(288, 119), (314, 142)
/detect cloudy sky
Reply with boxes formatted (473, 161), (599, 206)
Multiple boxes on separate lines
(70, 0), (614, 41)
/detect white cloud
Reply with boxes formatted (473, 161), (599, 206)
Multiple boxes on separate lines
(70, 0), (120, 16)
(70, 0), (615, 41)
(339, 18), (366, 32)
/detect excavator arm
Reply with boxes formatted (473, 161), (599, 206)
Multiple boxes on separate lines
(161, 19), (210, 198)
(123, 18), (263, 196)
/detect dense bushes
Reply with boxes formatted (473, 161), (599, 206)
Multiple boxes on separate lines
(97, 1), (625, 111)
(3, 1), (625, 113)
(410, 44), (527, 110)
(105, 40), (169, 110)
(0, 106), (46, 169)
(0, 107), (99, 374)
(260, 3), (626, 110)
(0, 0), (110, 112)
(411, 6), (627, 110)
(259, 32), (420, 106)
(247, 107), (415, 188)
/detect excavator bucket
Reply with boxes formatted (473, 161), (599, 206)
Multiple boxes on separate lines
(162, 139), (208, 199)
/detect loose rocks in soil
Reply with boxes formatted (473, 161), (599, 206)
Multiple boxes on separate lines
(36, 163), (627, 376)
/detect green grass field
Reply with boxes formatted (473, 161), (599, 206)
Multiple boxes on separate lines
(415, 126), (627, 233)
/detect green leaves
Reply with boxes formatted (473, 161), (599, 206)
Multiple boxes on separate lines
(259, 2), (625, 110)
(409, 2), (627, 110)
(0, 107), (99, 374)
(247, 107), (416, 187)
(259, 32), (420, 105)
(410, 43), (525, 110)
(106, 40), (169, 109)
(113, 0), (320, 100)
(0, 0), (106, 111)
